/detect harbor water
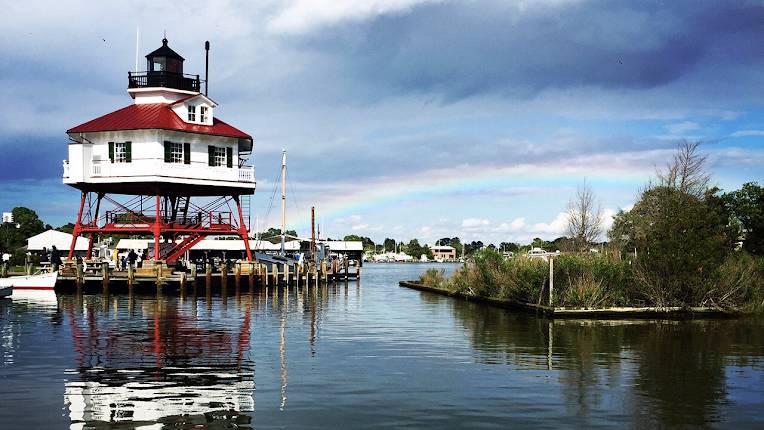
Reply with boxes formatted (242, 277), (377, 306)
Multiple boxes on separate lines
(1, 263), (763, 429)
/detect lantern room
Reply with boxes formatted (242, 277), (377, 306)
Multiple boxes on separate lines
(129, 38), (201, 94)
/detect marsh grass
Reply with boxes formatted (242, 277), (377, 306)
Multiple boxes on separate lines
(418, 249), (763, 311)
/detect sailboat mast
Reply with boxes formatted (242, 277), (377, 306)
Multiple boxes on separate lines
(280, 149), (287, 255)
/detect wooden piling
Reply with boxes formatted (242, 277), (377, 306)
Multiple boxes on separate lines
(221, 260), (228, 290)
(191, 264), (197, 284)
(284, 264), (290, 287)
(127, 264), (135, 287)
(76, 262), (84, 286)
(548, 257), (554, 307)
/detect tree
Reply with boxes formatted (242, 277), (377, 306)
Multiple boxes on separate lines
(530, 237), (551, 250)
(57, 223), (76, 234)
(656, 140), (710, 198)
(608, 141), (736, 306)
(722, 182), (764, 255)
(383, 238), (397, 252)
(404, 239), (431, 259)
(343, 234), (375, 250)
(262, 227), (297, 238)
(565, 180), (604, 251)
(499, 242), (520, 253)
(12, 207), (45, 240)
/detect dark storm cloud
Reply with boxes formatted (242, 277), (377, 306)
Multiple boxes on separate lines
(295, 1), (764, 101)
(0, 136), (65, 180)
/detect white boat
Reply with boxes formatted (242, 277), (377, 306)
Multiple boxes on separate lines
(0, 271), (58, 291)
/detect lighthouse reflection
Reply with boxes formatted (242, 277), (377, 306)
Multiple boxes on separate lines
(60, 291), (260, 429)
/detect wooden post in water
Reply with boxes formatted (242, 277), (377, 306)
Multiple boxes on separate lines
(264, 264), (269, 287)
(284, 263), (290, 287)
(127, 264), (135, 287)
(101, 261), (109, 293)
(191, 263), (197, 284)
(221, 260), (228, 290)
(76, 261), (84, 287)
(344, 258), (349, 281)
(205, 261), (212, 290)
(273, 264), (279, 286)
(235, 262), (241, 288)
(248, 263), (255, 289)
(180, 271), (187, 296)
(548, 257), (554, 307)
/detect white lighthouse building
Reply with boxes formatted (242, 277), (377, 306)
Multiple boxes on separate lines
(63, 38), (256, 262)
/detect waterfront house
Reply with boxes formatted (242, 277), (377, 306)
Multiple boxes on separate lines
(431, 245), (457, 261)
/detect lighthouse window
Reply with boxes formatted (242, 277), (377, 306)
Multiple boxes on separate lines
(214, 147), (226, 167)
(114, 142), (127, 163)
(188, 105), (196, 122)
(171, 142), (184, 163)
(200, 106), (208, 123)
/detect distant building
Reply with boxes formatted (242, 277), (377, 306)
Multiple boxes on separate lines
(2, 212), (13, 223)
(431, 245), (456, 261)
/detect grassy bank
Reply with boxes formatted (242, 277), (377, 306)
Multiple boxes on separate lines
(419, 249), (764, 313)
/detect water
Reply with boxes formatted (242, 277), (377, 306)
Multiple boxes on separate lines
(1, 263), (763, 429)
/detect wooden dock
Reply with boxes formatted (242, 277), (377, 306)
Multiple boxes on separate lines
(4, 259), (361, 293)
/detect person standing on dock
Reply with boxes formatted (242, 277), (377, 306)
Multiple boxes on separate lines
(128, 249), (138, 269)
(51, 246), (61, 272)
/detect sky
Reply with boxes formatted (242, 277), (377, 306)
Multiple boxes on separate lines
(0, 0), (763, 245)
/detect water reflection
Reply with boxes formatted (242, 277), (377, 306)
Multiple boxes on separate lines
(49, 282), (337, 429)
(60, 291), (257, 429)
(441, 290), (764, 428)
(1, 264), (763, 429)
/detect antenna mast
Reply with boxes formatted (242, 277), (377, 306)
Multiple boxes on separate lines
(204, 41), (210, 96)
(135, 26), (140, 71)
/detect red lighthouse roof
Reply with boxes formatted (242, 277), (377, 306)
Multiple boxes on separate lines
(67, 103), (252, 141)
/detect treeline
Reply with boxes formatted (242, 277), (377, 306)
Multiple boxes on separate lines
(0, 207), (73, 265)
(422, 141), (764, 311)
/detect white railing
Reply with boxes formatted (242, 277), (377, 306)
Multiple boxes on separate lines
(238, 165), (255, 183)
(62, 160), (70, 178)
(83, 158), (254, 184)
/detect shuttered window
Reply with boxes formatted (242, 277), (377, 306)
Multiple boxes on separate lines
(207, 145), (232, 167)
(109, 142), (131, 163)
(164, 141), (185, 163)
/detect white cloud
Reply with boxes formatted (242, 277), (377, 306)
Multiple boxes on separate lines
(665, 121), (699, 135)
(461, 218), (490, 229)
(266, 0), (441, 34)
(730, 130), (764, 138)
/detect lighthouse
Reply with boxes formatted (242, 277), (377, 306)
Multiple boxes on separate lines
(63, 38), (255, 263)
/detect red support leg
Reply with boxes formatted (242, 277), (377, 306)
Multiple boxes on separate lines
(234, 196), (253, 261)
(69, 192), (87, 260)
(86, 193), (104, 259)
(154, 193), (161, 261)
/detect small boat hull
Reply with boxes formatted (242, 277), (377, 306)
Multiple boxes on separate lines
(0, 286), (11, 298)
(0, 271), (58, 291)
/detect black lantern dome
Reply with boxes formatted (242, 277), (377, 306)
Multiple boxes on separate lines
(128, 38), (201, 93)
(146, 38), (184, 73)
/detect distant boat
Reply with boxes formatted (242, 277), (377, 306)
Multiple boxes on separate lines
(0, 271), (58, 291)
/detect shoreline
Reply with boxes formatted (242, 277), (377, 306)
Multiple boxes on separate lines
(398, 280), (740, 319)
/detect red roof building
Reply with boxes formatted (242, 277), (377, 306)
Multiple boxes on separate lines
(67, 103), (251, 141)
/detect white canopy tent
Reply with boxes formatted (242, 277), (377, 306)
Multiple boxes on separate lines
(27, 230), (89, 252)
